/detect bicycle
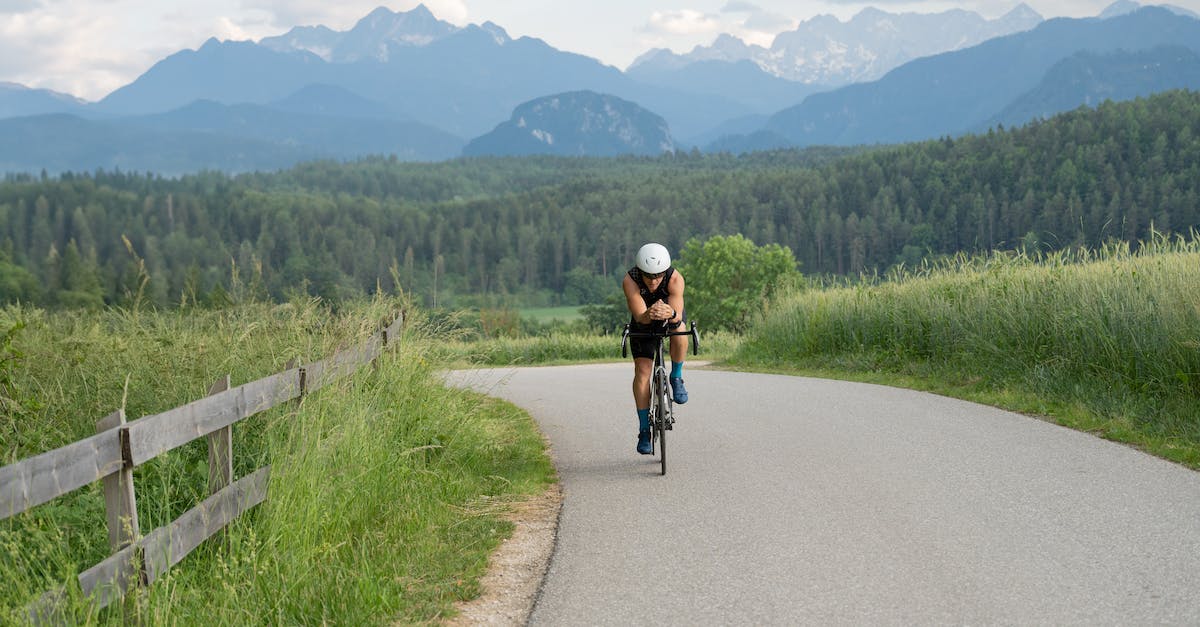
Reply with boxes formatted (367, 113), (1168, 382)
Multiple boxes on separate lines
(621, 321), (699, 476)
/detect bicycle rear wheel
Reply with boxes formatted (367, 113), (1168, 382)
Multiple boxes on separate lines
(658, 415), (667, 475)
(656, 372), (669, 475)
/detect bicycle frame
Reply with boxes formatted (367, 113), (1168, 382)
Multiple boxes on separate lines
(621, 321), (699, 476)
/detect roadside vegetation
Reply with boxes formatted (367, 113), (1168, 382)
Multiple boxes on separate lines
(0, 299), (554, 624)
(426, 234), (791, 366)
(734, 233), (1200, 468)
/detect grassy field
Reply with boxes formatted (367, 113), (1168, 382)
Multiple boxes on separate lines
(9, 235), (1199, 622)
(0, 300), (554, 624)
(433, 328), (742, 367)
(732, 237), (1200, 468)
(518, 306), (583, 323)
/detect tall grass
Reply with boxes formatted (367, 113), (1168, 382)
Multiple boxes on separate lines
(736, 235), (1200, 465)
(1, 302), (554, 624)
(435, 329), (743, 367)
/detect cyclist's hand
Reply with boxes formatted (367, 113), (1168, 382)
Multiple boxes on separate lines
(647, 301), (673, 320)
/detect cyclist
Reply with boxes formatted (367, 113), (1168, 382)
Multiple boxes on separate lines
(624, 242), (689, 455)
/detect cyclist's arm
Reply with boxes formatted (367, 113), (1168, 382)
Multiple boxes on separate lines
(665, 272), (685, 325)
(623, 274), (655, 325)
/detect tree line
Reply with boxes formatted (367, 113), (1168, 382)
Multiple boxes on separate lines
(0, 90), (1197, 309)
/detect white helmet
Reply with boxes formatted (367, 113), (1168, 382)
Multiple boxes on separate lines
(636, 243), (671, 274)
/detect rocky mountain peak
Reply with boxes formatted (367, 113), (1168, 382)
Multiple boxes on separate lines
(260, 4), (459, 62)
(635, 6), (1046, 86)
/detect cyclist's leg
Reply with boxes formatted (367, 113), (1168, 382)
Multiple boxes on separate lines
(632, 357), (653, 408)
(667, 323), (689, 404)
(633, 356), (654, 454)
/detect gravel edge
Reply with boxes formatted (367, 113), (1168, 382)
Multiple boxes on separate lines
(444, 482), (564, 626)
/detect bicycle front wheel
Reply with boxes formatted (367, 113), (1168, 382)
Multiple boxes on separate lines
(656, 374), (669, 476)
(658, 413), (667, 475)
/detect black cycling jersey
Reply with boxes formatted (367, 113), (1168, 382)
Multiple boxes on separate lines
(628, 266), (674, 309)
(627, 267), (685, 358)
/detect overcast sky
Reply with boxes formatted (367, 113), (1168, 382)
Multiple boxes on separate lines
(2, 0), (1198, 101)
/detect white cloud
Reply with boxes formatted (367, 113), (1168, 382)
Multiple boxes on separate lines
(423, 0), (468, 24)
(643, 9), (721, 36)
(721, 1), (760, 12)
(712, 2), (795, 47)
(0, 8), (133, 98)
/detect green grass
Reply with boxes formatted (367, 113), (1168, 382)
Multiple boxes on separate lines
(433, 329), (743, 367)
(517, 306), (583, 323)
(0, 301), (555, 625)
(732, 236), (1200, 468)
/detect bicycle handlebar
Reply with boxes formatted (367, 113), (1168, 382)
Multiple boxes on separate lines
(620, 321), (700, 358)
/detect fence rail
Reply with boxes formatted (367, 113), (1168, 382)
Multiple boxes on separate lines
(3, 312), (405, 622)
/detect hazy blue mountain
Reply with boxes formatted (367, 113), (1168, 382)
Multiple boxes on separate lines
(0, 99), (463, 175)
(277, 16), (748, 139)
(704, 130), (794, 154)
(341, 22), (634, 137)
(463, 91), (675, 157)
(96, 38), (328, 115)
(630, 4), (1043, 86)
(1099, 0), (1200, 19)
(267, 84), (402, 120)
(687, 113), (772, 149)
(4, 4), (746, 171)
(626, 59), (822, 116)
(87, 10), (738, 139)
(127, 100), (462, 160)
(761, 7), (1200, 147)
(986, 46), (1200, 129)
(260, 4), (459, 62)
(366, 21), (754, 140)
(0, 114), (315, 175)
(0, 82), (88, 118)
(15, 2), (1199, 173)
(257, 24), (341, 60)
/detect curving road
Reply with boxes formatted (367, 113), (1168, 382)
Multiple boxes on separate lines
(446, 364), (1200, 625)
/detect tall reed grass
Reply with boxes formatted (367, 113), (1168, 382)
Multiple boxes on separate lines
(736, 235), (1200, 465)
(1, 301), (554, 624)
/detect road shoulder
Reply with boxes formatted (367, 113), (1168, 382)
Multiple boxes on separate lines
(445, 482), (564, 626)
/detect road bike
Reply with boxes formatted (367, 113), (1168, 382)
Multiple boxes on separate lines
(621, 321), (699, 476)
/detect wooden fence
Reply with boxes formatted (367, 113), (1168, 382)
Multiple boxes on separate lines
(0, 313), (405, 622)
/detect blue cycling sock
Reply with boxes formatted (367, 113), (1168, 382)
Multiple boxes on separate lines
(671, 361), (683, 379)
(637, 408), (650, 431)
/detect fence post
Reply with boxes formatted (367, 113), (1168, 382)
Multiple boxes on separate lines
(286, 357), (306, 401)
(206, 375), (233, 495)
(96, 410), (139, 552)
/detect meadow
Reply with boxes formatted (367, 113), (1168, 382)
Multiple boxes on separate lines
(0, 299), (554, 624)
(5, 233), (1200, 624)
(733, 235), (1200, 467)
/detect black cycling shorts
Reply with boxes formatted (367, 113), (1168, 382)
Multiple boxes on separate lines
(628, 311), (687, 360)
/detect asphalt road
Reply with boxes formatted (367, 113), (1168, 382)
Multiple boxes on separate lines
(446, 363), (1200, 625)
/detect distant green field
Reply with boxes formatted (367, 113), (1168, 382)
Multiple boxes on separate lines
(520, 306), (583, 322)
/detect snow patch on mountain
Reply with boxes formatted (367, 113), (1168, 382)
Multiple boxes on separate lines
(260, 4), (460, 62)
(631, 4), (1044, 86)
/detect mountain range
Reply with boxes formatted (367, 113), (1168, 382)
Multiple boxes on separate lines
(629, 4), (1044, 86)
(0, 2), (1198, 173)
(984, 45), (1200, 129)
(750, 6), (1200, 149)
